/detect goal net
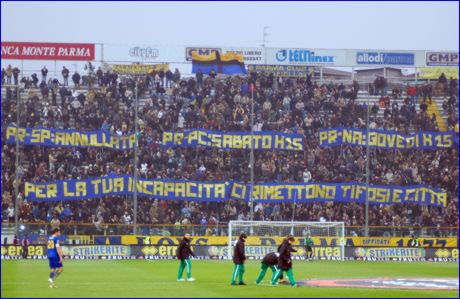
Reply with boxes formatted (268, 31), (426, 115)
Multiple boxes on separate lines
(228, 220), (345, 260)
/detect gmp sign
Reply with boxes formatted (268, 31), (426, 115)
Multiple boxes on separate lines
(426, 52), (458, 66)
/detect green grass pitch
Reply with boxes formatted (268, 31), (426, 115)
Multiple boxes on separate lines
(2, 259), (458, 297)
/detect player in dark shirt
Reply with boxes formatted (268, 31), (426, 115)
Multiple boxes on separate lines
(231, 233), (247, 285)
(272, 235), (298, 287)
(22, 235), (29, 259)
(176, 233), (195, 282)
(255, 252), (280, 284)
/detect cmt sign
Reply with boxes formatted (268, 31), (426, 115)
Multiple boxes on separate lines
(426, 52), (458, 66)
(185, 47), (221, 61)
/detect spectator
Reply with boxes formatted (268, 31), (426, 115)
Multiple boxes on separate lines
(1, 68), (6, 84)
(122, 211), (132, 224)
(165, 69), (173, 88)
(31, 73), (39, 88)
(158, 69), (165, 87)
(96, 67), (103, 86)
(12, 66), (20, 85)
(438, 72), (447, 84)
(303, 169), (312, 183)
(196, 71), (203, 89)
(422, 83), (432, 104)
(173, 68), (181, 83)
(407, 84), (417, 103)
(72, 71), (81, 89)
(283, 95), (291, 112)
(6, 64), (13, 84)
(210, 69), (216, 79)
(449, 77), (458, 96)
(49, 150), (57, 173)
(62, 66), (70, 87)
(374, 76), (386, 96)
(50, 215), (60, 230)
(7, 204), (14, 225)
(20, 76), (32, 89)
(41, 66), (48, 82)
(40, 81), (49, 100)
(371, 103), (379, 118)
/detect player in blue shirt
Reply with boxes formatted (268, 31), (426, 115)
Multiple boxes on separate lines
(47, 228), (64, 288)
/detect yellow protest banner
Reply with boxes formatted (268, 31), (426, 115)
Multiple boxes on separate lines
(319, 128), (456, 153)
(162, 130), (305, 151)
(419, 67), (458, 79)
(110, 63), (169, 75)
(6, 126), (137, 150)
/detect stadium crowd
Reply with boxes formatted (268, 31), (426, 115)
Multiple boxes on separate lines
(1, 65), (458, 237)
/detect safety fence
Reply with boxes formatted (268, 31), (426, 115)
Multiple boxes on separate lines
(1, 244), (458, 263)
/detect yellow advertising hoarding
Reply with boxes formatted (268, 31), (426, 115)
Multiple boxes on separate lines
(120, 235), (458, 248)
(419, 67), (458, 79)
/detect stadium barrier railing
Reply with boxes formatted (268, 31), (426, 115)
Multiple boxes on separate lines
(2, 223), (458, 238)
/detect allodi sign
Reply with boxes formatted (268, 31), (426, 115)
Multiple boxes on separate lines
(1, 42), (95, 61)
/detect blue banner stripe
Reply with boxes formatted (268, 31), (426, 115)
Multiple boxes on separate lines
(24, 175), (447, 208)
(319, 128), (459, 150)
(162, 130), (304, 151)
(5, 126), (136, 150)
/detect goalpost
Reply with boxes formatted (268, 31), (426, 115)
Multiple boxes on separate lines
(228, 221), (345, 260)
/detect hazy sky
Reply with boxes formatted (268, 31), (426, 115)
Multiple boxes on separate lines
(2, 1), (459, 51)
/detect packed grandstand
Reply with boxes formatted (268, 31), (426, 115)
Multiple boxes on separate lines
(1, 62), (458, 239)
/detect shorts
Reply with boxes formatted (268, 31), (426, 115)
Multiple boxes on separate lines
(305, 246), (313, 252)
(48, 257), (63, 269)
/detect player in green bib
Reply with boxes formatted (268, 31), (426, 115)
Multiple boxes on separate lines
(304, 234), (314, 261)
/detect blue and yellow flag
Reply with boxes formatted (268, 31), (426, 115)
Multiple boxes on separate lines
(192, 51), (246, 75)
